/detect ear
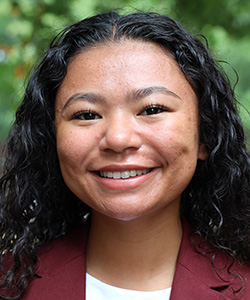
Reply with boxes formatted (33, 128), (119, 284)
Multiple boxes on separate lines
(198, 143), (209, 160)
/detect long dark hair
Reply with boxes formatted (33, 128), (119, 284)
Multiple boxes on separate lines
(1, 11), (250, 299)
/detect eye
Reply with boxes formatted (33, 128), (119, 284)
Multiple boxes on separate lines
(72, 110), (101, 120)
(139, 104), (168, 116)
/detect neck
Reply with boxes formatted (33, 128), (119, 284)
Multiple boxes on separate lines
(86, 204), (182, 291)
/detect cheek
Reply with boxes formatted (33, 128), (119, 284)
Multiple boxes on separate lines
(56, 127), (93, 169)
(153, 119), (199, 158)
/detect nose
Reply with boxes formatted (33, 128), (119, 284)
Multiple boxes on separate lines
(99, 114), (142, 153)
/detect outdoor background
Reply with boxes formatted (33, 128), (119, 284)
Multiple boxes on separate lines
(0, 0), (249, 150)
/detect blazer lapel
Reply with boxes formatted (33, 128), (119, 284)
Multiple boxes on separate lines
(24, 223), (89, 300)
(170, 261), (231, 300)
(170, 219), (244, 300)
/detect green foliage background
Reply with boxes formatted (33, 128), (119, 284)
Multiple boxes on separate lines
(0, 0), (249, 147)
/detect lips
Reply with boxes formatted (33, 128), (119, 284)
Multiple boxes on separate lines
(99, 168), (153, 179)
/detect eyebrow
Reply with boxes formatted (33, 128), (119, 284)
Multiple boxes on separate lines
(62, 86), (181, 110)
(131, 86), (181, 102)
(62, 93), (105, 110)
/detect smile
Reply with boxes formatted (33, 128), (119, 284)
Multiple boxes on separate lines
(99, 169), (153, 179)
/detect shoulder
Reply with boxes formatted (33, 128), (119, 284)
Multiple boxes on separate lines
(36, 221), (89, 274)
(23, 221), (89, 300)
(171, 219), (250, 299)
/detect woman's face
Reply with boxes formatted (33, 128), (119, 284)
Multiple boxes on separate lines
(55, 40), (207, 221)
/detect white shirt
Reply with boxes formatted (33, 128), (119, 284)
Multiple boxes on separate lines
(86, 273), (171, 300)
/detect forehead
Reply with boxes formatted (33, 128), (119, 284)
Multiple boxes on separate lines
(56, 39), (196, 102)
(66, 40), (178, 78)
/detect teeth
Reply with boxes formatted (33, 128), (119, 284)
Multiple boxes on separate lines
(121, 171), (130, 179)
(137, 170), (142, 176)
(99, 169), (152, 179)
(107, 172), (113, 178)
(113, 171), (120, 179)
(130, 170), (137, 177)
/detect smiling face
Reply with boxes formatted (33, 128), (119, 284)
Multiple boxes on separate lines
(55, 40), (207, 221)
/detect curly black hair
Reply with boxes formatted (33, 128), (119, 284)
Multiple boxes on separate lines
(1, 11), (250, 299)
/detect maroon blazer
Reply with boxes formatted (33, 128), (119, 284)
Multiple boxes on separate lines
(23, 219), (250, 299)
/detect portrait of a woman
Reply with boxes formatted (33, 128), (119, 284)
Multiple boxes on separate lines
(1, 11), (250, 300)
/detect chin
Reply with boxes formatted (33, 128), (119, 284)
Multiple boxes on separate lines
(92, 206), (148, 222)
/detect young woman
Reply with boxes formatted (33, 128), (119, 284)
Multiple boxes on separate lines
(1, 12), (250, 300)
